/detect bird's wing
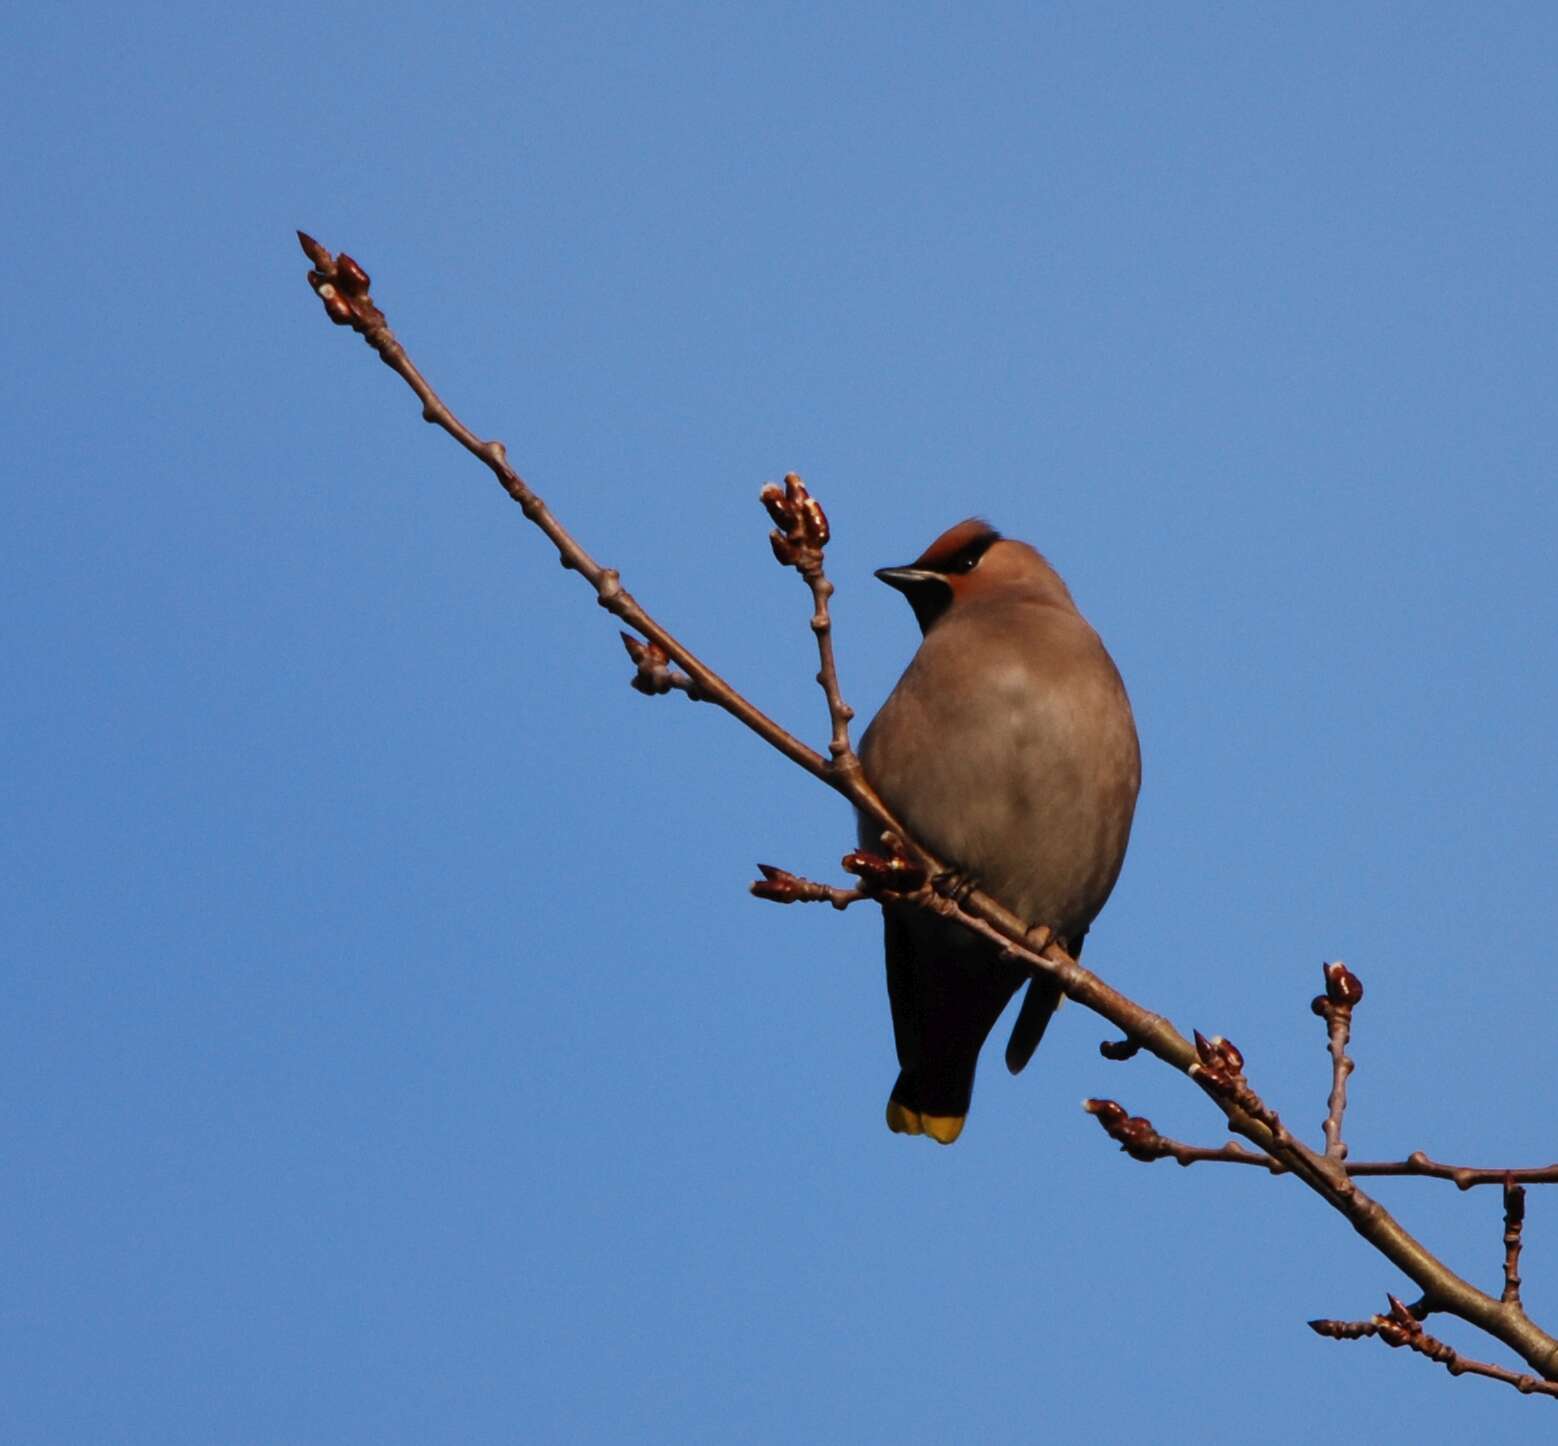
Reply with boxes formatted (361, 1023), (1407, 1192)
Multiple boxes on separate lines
(1003, 972), (1064, 1075)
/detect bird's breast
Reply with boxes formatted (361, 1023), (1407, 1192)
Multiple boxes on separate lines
(859, 613), (1139, 939)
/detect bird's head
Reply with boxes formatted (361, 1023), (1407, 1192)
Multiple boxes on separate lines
(874, 518), (1075, 633)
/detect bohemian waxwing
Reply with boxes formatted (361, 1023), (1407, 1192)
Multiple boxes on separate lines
(858, 519), (1140, 1144)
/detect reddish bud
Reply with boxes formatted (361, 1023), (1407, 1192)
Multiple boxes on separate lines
(1322, 960), (1364, 1006)
(620, 631), (675, 695)
(322, 289), (356, 326)
(335, 253), (371, 295)
(759, 481), (790, 530)
(1084, 1097), (1161, 1160)
(1193, 1031), (1244, 1074)
(297, 230), (331, 266)
(767, 531), (799, 567)
(841, 849), (927, 893)
(759, 474), (830, 569)
(751, 863), (803, 903)
(783, 473), (829, 548)
(1385, 1295), (1423, 1331)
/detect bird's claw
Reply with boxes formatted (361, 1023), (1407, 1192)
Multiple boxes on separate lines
(932, 869), (982, 906)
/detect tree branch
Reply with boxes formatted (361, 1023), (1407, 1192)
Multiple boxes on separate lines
(1310, 1295), (1558, 1401)
(299, 231), (1558, 1395)
(760, 475), (859, 768)
(1084, 1100), (1558, 1187)
(1504, 1182), (1527, 1307)
(1312, 961), (1361, 1161)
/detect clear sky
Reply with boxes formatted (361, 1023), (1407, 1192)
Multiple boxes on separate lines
(6, 4), (1557, 1442)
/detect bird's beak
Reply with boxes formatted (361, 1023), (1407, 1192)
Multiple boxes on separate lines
(875, 565), (952, 633)
(874, 566), (939, 594)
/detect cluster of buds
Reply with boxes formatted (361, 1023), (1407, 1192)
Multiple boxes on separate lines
(750, 864), (811, 903)
(619, 632), (691, 696)
(749, 864), (865, 910)
(759, 473), (830, 572)
(298, 231), (384, 333)
(1190, 1030), (1246, 1097)
(841, 847), (927, 896)
(1374, 1295), (1429, 1349)
(1310, 959), (1364, 1021)
(1083, 1098), (1166, 1162)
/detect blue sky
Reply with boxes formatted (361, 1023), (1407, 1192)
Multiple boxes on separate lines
(6, 4), (1558, 1442)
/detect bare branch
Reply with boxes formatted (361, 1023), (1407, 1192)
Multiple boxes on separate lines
(750, 863), (868, 910)
(1084, 1099), (1558, 1188)
(299, 232), (1558, 1391)
(1084, 1099), (1283, 1171)
(1312, 960), (1363, 1161)
(1505, 1181), (1527, 1306)
(1346, 1156), (1558, 1190)
(760, 474), (858, 766)
(1311, 1296), (1558, 1401)
(298, 232), (830, 786)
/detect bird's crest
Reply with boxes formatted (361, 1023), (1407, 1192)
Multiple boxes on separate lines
(913, 518), (1002, 575)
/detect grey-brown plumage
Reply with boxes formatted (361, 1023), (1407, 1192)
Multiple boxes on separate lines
(858, 519), (1140, 1144)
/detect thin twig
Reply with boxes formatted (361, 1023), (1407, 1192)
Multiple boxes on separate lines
(1505, 1180), (1527, 1306)
(298, 233), (829, 783)
(760, 475), (858, 767)
(1084, 1100), (1283, 1171)
(1313, 961), (1362, 1161)
(1345, 1155), (1558, 1189)
(807, 565), (854, 762)
(1083, 1102), (1558, 1187)
(750, 864), (868, 909)
(1311, 1296), (1558, 1401)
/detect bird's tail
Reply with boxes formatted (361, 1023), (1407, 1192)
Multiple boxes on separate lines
(885, 939), (1028, 1145)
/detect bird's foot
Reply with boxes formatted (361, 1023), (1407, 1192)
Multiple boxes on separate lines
(931, 869), (982, 906)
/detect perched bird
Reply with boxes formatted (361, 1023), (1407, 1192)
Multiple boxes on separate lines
(858, 519), (1140, 1144)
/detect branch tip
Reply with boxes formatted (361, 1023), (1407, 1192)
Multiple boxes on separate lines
(298, 230), (386, 333)
(297, 229), (329, 265)
(1191, 1031), (1245, 1084)
(750, 862), (867, 909)
(1323, 959), (1364, 1006)
(760, 472), (830, 569)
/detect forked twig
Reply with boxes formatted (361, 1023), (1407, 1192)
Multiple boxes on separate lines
(1311, 1296), (1558, 1400)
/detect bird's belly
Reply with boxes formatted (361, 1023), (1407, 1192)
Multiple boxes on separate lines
(866, 694), (1135, 938)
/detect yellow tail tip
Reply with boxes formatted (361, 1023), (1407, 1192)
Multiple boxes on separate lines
(921, 1114), (965, 1145)
(885, 1100), (965, 1144)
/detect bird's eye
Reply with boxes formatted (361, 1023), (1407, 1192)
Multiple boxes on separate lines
(953, 551), (980, 573)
